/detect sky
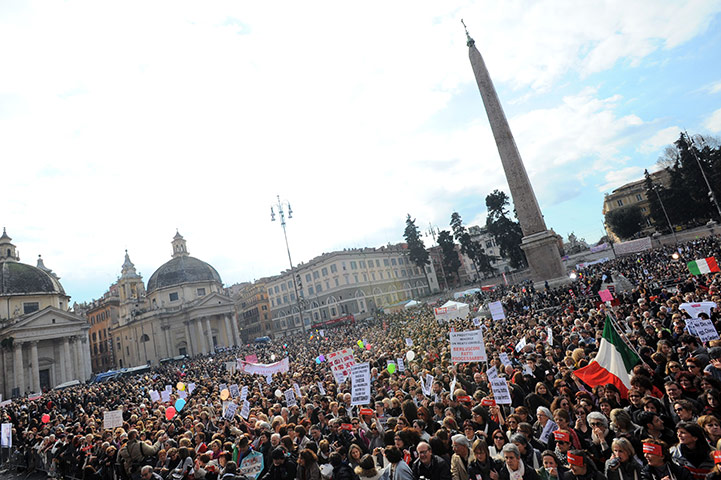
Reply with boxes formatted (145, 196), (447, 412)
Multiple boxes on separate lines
(2, 0), (721, 304)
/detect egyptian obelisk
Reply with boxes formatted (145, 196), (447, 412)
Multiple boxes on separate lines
(464, 23), (565, 282)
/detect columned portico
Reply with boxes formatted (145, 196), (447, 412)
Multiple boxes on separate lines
(82, 336), (92, 380)
(232, 313), (241, 346)
(204, 317), (213, 352)
(223, 315), (233, 347)
(74, 336), (86, 381)
(196, 320), (207, 355)
(63, 337), (73, 381)
(13, 341), (25, 396)
(184, 321), (193, 356)
(163, 326), (172, 357)
(30, 341), (40, 393)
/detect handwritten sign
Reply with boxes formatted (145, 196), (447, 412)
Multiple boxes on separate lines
(103, 410), (123, 430)
(499, 353), (511, 367)
(350, 363), (371, 406)
(450, 329), (487, 363)
(490, 378), (512, 405)
(688, 318), (720, 342)
(488, 301), (505, 320)
(149, 390), (161, 403)
(161, 390), (170, 403)
(327, 348), (355, 384)
(284, 389), (297, 407)
(598, 289), (613, 302)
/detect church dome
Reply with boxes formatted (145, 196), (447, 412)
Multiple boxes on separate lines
(146, 232), (222, 293)
(0, 261), (66, 296)
(147, 256), (222, 293)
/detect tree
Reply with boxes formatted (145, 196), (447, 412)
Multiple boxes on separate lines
(450, 212), (495, 279)
(605, 205), (645, 239)
(403, 214), (431, 294)
(485, 190), (527, 269)
(437, 230), (461, 287)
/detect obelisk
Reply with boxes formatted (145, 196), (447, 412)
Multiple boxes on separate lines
(464, 22), (565, 282)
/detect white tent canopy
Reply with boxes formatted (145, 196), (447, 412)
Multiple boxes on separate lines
(434, 300), (470, 322)
(454, 288), (480, 299)
(404, 300), (420, 309)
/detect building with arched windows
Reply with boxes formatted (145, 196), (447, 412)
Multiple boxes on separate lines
(110, 232), (239, 367)
(0, 229), (91, 398)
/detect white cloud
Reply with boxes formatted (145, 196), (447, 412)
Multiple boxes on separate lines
(705, 108), (721, 133)
(639, 126), (680, 154)
(598, 167), (646, 192)
(707, 81), (721, 94)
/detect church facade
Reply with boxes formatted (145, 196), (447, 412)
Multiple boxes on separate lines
(111, 232), (239, 368)
(0, 229), (91, 398)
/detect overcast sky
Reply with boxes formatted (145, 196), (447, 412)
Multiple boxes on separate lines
(2, 0), (721, 304)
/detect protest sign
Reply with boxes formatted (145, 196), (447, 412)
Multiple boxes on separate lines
(245, 354), (258, 363)
(547, 327), (553, 346)
(241, 399), (251, 420)
(317, 382), (326, 395)
(161, 390), (170, 403)
(165, 385), (173, 393)
(1, 423), (11, 448)
(449, 377), (457, 399)
(450, 329), (487, 363)
(240, 450), (264, 480)
(219, 383), (228, 393)
(692, 318), (720, 342)
(680, 302), (717, 319)
(187, 383), (196, 395)
(103, 410), (123, 430)
(177, 390), (187, 400)
(241, 357), (290, 377)
(224, 402), (238, 421)
(350, 363), (371, 406)
(230, 384), (240, 398)
(539, 420), (558, 445)
(472, 317), (481, 327)
(486, 366), (498, 380)
(499, 352), (511, 367)
(488, 301), (505, 320)
(293, 383), (302, 399)
(319, 330), (325, 337)
(327, 348), (355, 384)
(284, 389), (297, 407)
(598, 289), (613, 302)
(149, 390), (161, 403)
(515, 337), (527, 352)
(225, 361), (237, 374)
(240, 386), (249, 402)
(397, 358), (405, 372)
(405, 338), (413, 347)
(490, 378), (512, 404)
(425, 374), (434, 395)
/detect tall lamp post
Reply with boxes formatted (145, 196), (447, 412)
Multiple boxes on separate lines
(685, 131), (721, 220)
(271, 195), (307, 334)
(426, 224), (449, 291)
(651, 184), (678, 244)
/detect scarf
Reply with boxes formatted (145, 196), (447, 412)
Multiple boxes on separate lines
(507, 460), (525, 480)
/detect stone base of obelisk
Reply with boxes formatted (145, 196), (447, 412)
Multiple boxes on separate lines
(521, 230), (567, 282)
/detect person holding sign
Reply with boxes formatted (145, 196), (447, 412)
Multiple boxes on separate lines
(119, 429), (163, 479)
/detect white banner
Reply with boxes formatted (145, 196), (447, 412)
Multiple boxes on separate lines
(327, 348), (355, 384)
(488, 301), (505, 321)
(680, 302), (717, 319)
(350, 363), (371, 406)
(103, 410), (123, 430)
(613, 237), (652, 255)
(450, 330), (487, 363)
(241, 357), (290, 377)
(1, 423), (11, 448)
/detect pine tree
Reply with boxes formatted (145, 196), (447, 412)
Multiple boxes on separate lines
(403, 215), (431, 294)
(485, 190), (526, 269)
(437, 230), (461, 287)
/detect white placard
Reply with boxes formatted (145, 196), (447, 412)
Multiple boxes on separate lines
(165, 385), (173, 393)
(499, 353), (511, 367)
(690, 318), (720, 342)
(317, 382), (326, 395)
(1, 423), (11, 447)
(450, 329), (487, 363)
(405, 338), (413, 347)
(473, 317), (481, 327)
(161, 390), (170, 403)
(239, 450), (264, 480)
(487, 366), (499, 380)
(488, 301), (505, 320)
(425, 374), (434, 395)
(293, 383), (302, 399)
(241, 399), (251, 419)
(539, 420), (558, 445)
(547, 327), (553, 346)
(240, 386), (249, 402)
(515, 337), (527, 352)
(319, 330), (325, 338)
(187, 383), (196, 395)
(150, 390), (161, 403)
(284, 389), (297, 407)
(327, 348), (355, 384)
(230, 384), (240, 398)
(224, 402), (238, 421)
(397, 358), (405, 372)
(350, 363), (371, 406)
(177, 390), (187, 400)
(219, 383), (228, 393)
(680, 302), (717, 319)
(490, 378), (511, 404)
(225, 361), (237, 374)
(103, 410), (123, 430)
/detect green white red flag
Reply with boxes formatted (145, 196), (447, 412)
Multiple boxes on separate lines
(687, 257), (720, 275)
(573, 316), (639, 397)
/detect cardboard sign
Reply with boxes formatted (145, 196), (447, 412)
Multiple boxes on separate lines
(103, 410), (123, 430)
(515, 337), (527, 352)
(350, 363), (371, 406)
(230, 384), (240, 398)
(149, 390), (161, 403)
(499, 352), (512, 367)
(161, 390), (170, 403)
(489, 378), (512, 404)
(240, 450), (264, 480)
(187, 383), (196, 395)
(487, 366), (499, 380)
(689, 318), (720, 342)
(598, 289), (613, 302)
(397, 358), (405, 372)
(327, 348), (355, 384)
(293, 383), (302, 399)
(224, 402), (238, 421)
(240, 386), (249, 402)
(488, 301), (505, 321)
(284, 389), (297, 407)
(405, 338), (413, 347)
(450, 329), (487, 363)
(538, 420), (558, 445)
(241, 399), (251, 420)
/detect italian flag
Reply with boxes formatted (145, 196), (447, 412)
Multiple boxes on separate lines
(573, 316), (639, 397)
(687, 257), (720, 275)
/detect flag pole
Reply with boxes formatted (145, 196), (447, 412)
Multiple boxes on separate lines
(606, 310), (651, 369)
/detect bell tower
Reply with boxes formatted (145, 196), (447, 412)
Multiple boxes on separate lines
(171, 230), (189, 258)
(118, 250), (145, 323)
(0, 228), (19, 262)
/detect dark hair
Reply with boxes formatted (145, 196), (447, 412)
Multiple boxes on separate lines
(635, 411), (658, 429)
(384, 446), (403, 464)
(540, 450), (560, 467)
(225, 461), (237, 474)
(429, 436), (447, 457)
(299, 449), (318, 466)
(676, 422), (710, 452)
(329, 452), (342, 467)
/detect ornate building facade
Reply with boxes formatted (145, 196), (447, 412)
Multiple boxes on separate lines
(111, 232), (239, 367)
(0, 229), (91, 398)
(86, 284), (119, 373)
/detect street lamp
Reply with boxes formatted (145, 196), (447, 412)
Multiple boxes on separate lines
(426, 224), (449, 291)
(685, 131), (721, 220)
(270, 195), (307, 334)
(651, 184), (678, 244)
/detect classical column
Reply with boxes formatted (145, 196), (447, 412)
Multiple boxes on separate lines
(183, 321), (193, 356)
(223, 315), (233, 347)
(163, 326), (172, 357)
(232, 313), (242, 346)
(63, 338), (73, 382)
(0, 349), (5, 399)
(82, 336), (92, 379)
(196, 320), (207, 355)
(30, 341), (40, 393)
(204, 317), (214, 353)
(466, 27), (565, 281)
(13, 341), (25, 396)
(74, 336), (86, 381)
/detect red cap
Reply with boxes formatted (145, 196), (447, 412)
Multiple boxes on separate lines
(553, 431), (570, 442)
(567, 452), (583, 467)
(642, 443), (662, 456)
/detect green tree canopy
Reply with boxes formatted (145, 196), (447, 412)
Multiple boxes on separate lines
(485, 190), (526, 269)
(403, 214), (431, 292)
(437, 229), (461, 287)
(605, 205), (645, 239)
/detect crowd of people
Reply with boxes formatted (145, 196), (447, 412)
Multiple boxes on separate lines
(2, 236), (721, 480)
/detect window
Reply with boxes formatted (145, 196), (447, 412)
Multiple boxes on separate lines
(325, 281), (330, 289)
(316, 284), (322, 293)
(353, 274), (359, 283)
(616, 199), (623, 207)
(169, 292), (179, 301)
(313, 271), (320, 279)
(359, 260), (366, 268)
(197, 288), (206, 296)
(283, 295), (289, 304)
(384, 259), (390, 266)
(321, 267), (328, 276)
(271, 299), (275, 307)
(362, 273), (367, 282)
(391, 258), (397, 266)
(287, 280), (293, 289)
(334, 278), (340, 287)
(290, 293), (296, 301)
(375, 260), (380, 267)
(23, 302), (39, 314)
(331, 307), (337, 316)
(281, 283), (287, 291)
(308, 286), (314, 295)
(636, 194), (643, 201)
(350, 261), (357, 270)
(274, 286), (280, 294)
(330, 264), (337, 273)
(305, 273), (312, 282)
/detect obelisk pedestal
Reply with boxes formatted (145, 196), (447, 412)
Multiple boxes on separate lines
(465, 24), (566, 282)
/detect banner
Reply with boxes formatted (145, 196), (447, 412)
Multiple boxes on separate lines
(576, 257), (611, 270)
(327, 348), (355, 384)
(241, 357), (290, 377)
(103, 410), (123, 430)
(488, 301), (505, 321)
(680, 302), (717, 319)
(613, 237), (652, 255)
(225, 361), (237, 374)
(450, 330), (487, 363)
(687, 318), (720, 342)
(350, 363), (371, 406)
(240, 450), (264, 480)
(590, 242), (610, 253)
(1, 423), (11, 448)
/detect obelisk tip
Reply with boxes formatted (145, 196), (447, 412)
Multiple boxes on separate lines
(461, 19), (475, 47)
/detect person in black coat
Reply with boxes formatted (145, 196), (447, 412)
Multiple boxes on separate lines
(561, 451), (605, 480)
(468, 439), (503, 480)
(639, 439), (692, 480)
(260, 448), (297, 480)
(329, 452), (359, 480)
(498, 444), (540, 480)
(412, 442), (452, 480)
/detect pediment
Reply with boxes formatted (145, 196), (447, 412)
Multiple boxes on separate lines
(186, 292), (234, 315)
(2, 306), (88, 335)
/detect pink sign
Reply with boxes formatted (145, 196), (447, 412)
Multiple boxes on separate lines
(245, 354), (258, 363)
(598, 289), (613, 302)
